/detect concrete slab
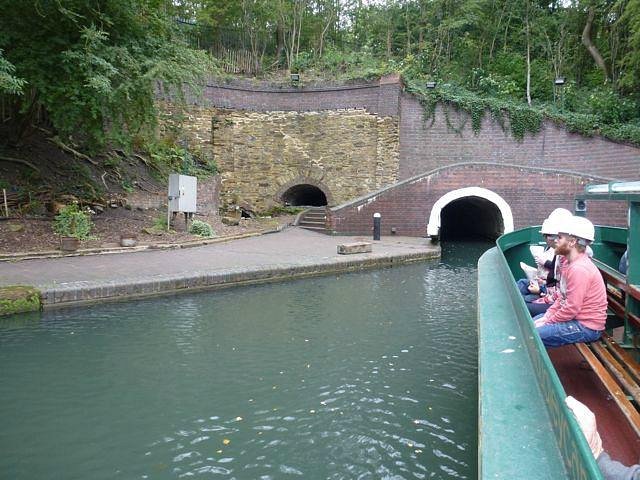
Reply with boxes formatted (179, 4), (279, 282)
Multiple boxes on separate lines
(337, 242), (372, 254)
(0, 227), (439, 308)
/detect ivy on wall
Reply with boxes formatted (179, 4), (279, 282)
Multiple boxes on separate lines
(406, 80), (640, 146)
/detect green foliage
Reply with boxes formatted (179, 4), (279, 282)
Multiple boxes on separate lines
(261, 205), (305, 217)
(407, 78), (640, 146)
(410, 81), (542, 139)
(619, 0), (640, 92)
(121, 180), (134, 193)
(0, 286), (41, 317)
(0, 49), (25, 95)
(146, 141), (217, 180)
(189, 219), (215, 237)
(564, 86), (637, 125)
(53, 204), (94, 240)
(0, 0), (213, 150)
(152, 215), (169, 231)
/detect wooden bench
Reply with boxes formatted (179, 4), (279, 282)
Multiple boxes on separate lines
(575, 335), (640, 438)
(571, 260), (640, 439)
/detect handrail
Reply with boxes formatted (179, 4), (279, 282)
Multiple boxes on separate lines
(593, 258), (640, 303)
(593, 258), (640, 330)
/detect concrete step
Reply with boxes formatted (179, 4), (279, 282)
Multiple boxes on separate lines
(299, 220), (326, 226)
(299, 225), (328, 232)
(297, 207), (328, 233)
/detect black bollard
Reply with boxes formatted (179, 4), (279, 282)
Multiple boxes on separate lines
(373, 213), (381, 241)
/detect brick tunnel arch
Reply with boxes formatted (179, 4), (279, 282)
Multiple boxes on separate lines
(276, 177), (333, 207)
(426, 187), (514, 240)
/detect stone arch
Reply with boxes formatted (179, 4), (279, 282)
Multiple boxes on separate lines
(275, 177), (334, 207)
(426, 187), (514, 239)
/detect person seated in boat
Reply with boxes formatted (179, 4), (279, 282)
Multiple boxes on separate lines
(566, 396), (640, 479)
(516, 218), (558, 316)
(533, 215), (607, 347)
(517, 209), (573, 315)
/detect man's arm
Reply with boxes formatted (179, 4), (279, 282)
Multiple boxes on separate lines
(546, 264), (589, 323)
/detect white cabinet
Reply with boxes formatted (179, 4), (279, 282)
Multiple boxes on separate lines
(168, 174), (197, 213)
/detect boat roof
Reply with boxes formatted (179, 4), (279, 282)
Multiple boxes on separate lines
(579, 181), (640, 201)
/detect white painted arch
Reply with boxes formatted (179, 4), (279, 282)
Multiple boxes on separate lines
(426, 187), (514, 238)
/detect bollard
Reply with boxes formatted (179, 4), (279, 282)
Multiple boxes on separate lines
(373, 212), (381, 241)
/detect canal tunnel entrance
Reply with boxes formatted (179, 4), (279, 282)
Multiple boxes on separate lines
(426, 187), (514, 241)
(440, 196), (504, 241)
(281, 184), (328, 207)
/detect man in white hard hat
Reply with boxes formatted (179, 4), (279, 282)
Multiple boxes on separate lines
(533, 216), (607, 347)
(517, 217), (560, 310)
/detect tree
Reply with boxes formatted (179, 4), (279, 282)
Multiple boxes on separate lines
(618, 0), (640, 92)
(581, 2), (610, 81)
(0, 0), (211, 150)
(0, 49), (25, 95)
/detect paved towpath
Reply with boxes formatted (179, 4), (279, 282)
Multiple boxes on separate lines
(0, 227), (439, 308)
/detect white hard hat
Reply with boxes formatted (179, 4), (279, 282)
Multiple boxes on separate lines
(548, 208), (573, 222)
(539, 218), (559, 235)
(558, 216), (595, 244)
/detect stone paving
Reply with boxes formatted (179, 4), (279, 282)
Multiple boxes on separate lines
(0, 227), (440, 308)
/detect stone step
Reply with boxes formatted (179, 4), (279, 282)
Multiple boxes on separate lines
(299, 220), (326, 226)
(299, 225), (327, 232)
(297, 207), (328, 233)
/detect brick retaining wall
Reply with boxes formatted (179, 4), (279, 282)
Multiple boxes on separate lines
(399, 95), (640, 181)
(329, 164), (628, 236)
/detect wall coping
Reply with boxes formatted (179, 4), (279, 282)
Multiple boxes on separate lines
(204, 82), (381, 94)
(330, 161), (621, 212)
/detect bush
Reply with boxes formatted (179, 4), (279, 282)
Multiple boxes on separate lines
(53, 204), (93, 240)
(189, 219), (214, 237)
(152, 215), (170, 231)
(261, 205), (305, 216)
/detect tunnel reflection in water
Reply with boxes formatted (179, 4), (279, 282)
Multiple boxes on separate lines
(281, 184), (328, 206)
(440, 196), (504, 241)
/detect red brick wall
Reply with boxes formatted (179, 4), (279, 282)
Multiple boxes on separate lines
(399, 95), (640, 181)
(162, 75), (402, 116)
(329, 164), (628, 236)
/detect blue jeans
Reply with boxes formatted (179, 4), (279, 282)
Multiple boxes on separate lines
(533, 315), (602, 347)
(516, 278), (547, 296)
(527, 301), (551, 317)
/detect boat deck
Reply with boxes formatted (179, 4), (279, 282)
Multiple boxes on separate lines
(549, 345), (640, 466)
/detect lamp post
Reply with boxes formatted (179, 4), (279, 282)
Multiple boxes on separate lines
(554, 77), (565, 108)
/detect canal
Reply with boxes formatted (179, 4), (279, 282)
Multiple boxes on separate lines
(0, 241), (488, 480)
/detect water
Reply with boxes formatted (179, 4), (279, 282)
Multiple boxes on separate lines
(0, 241), (488, 480)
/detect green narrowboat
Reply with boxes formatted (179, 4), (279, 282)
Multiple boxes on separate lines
(478, 182), (640, 479)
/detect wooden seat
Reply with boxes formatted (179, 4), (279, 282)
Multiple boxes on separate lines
(575, 338), (640, 438)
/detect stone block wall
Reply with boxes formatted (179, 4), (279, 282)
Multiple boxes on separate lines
(126, 177), (219, 215)
(162, 104), (399, 213)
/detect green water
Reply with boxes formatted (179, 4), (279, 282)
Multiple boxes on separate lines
(0, 242), (487, 480)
